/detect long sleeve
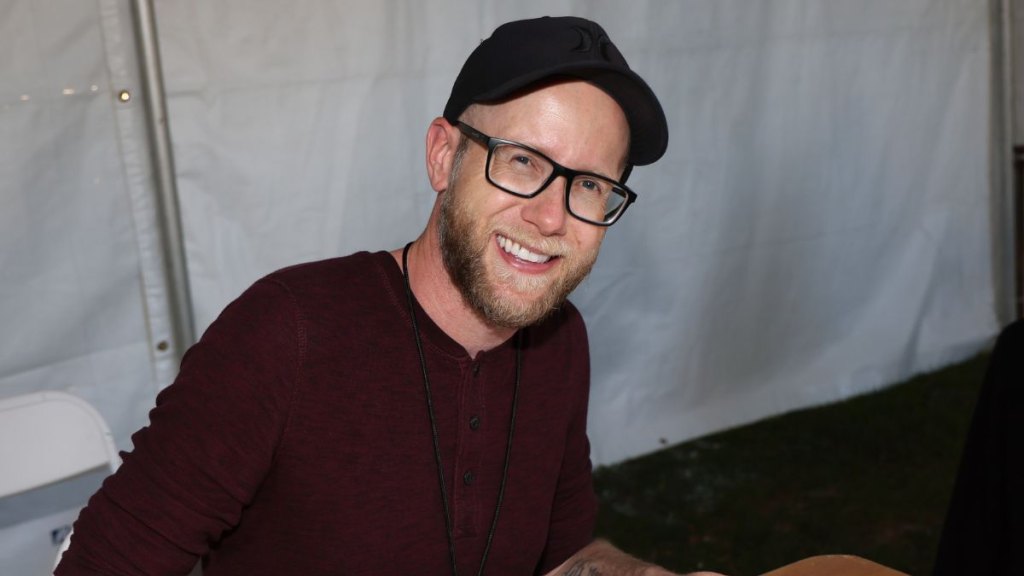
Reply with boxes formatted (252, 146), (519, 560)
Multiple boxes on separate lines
(56, 279), (305, 576)
(534, 311), (599, 574)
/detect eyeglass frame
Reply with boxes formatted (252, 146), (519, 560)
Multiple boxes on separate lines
(455, 122), (637, 227)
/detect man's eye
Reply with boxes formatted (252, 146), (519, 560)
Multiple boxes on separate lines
(577, 179), (606, 194)
(512, 155), (532, 166)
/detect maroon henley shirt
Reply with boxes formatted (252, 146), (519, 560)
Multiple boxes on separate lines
(57, 251), (597, 575)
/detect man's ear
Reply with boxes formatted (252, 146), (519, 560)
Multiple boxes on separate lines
(425, 117), (460, 193)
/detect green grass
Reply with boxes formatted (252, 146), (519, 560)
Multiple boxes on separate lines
(593, 352), (989, 575)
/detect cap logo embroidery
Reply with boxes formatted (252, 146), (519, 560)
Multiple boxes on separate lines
(570, 26), (613, 61)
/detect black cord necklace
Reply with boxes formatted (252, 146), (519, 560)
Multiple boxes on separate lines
(401, 242), (521, 576)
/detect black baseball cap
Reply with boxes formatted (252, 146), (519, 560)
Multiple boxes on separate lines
(443, 16), (669, 167)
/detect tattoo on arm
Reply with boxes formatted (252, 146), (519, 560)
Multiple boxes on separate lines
(562, 561), (601, 576)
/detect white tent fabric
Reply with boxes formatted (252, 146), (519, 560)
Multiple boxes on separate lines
(1, 1), (174, 569)
(156, 0), (1000, 464)
(1, 0), (1001, 474)
(0, 0), (173, 450)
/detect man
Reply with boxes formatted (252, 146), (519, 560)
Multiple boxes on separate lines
(57, 16), (720, 576)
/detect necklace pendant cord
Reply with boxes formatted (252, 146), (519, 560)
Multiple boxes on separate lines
(401, 242), (521, 576)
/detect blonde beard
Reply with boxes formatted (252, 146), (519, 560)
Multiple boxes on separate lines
(438, 172), (599, 329)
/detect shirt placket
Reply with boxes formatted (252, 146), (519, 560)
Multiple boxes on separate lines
(452, 356), (485, 539)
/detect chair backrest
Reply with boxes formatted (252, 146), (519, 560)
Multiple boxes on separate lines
(0, 391), (121, 498)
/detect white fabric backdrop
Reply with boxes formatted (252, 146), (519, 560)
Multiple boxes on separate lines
(0, 0), (1001, 470)
(0, 1), (176, 570)
(156, 0), (1000, 464)
(0, 0), (174, 451)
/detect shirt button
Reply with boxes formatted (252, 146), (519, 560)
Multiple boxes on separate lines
(469, 416), (481, 430)
(463, 471), (475, 485)
(471, 363), (480, 376)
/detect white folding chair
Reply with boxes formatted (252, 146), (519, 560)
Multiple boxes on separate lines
(0, 391), (121, 498)
(0, 391), (121, 574)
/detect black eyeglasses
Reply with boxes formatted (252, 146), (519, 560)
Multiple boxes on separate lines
(456, 123), (636, 227)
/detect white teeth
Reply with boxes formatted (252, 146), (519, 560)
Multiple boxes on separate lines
(498, 236), (552, 264)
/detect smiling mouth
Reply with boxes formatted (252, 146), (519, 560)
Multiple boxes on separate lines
(497, 235), (554, 264)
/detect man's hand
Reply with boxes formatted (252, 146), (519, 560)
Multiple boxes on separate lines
(543, 540), (727, 576)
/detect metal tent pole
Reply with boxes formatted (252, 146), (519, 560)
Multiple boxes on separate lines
(132, 0), (196, 358)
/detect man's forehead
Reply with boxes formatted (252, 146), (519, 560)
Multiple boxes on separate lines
(465, 80), (631, 174)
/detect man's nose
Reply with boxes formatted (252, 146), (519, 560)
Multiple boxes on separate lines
(520, 177), (569, 236)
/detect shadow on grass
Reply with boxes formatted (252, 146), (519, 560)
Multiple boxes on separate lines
(593, 353), (989, 575)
